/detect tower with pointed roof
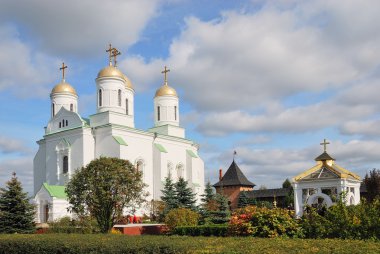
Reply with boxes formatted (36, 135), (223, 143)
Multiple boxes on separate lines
(292, 139), (361, 217)
(213, 160), (255, 209)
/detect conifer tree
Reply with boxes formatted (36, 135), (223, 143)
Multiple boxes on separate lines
(175, 177), (197, 210)
(201, 181), (215, 205)
(0, 173), (35, 233)
(199, 181), (216, 223)
(210, 193), (230, 224)
(238, 191), (250, 208)
(160, 174), (178, 215)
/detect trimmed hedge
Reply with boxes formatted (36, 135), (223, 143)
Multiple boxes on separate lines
(0, 234), (380, 254)
(174, 225), (228, 236)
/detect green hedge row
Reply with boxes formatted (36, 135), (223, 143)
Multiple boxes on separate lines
(174, 225), (228, 236)
(0, 234), (380, 254)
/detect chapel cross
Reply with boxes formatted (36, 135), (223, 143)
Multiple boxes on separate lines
(320, 138), (330, 152)
(60, 62), (67, 80)
(161, 66), (170, 84)
(111, 48), (121, 67)
(106, 44), (114, 65)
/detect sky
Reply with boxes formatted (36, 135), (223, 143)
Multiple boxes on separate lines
(1, 0), (380, 195)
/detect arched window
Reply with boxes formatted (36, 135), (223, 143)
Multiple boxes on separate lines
(63, 156), (68, 174)
(167, 162), (173, 178)
(126, 99), (129, 115)
(157, 106), (161, 121)
(52, 103), (55, 117)
(70, 104), (73, 111)
(174, 106), (177, 120)
(59, 122), (61, 128)
(66, 120), (68, 126)
(62, 119), (65, 127)
(118, 89), (122, 106)
(99, 89), (102, 107)
(177, 164), (184, 180)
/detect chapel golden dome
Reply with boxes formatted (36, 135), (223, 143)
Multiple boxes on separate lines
(155, 84), (178, 97)
(97, 65), (124, 79)
(122, 73), (134, 90)
(51, 81), (77, 95)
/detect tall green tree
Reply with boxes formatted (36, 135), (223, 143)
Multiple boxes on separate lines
(210, 193), (230, 224)
(66, 157), (147, 233)
(364, 169), (380, 202)
(0, 173), (35, 233)
(282, 178), (294, 208)
(238, 191), (250, 208)
(175, 177), (197, 210)
(160, 174), (178, 215)
(201, 181), (215, 205)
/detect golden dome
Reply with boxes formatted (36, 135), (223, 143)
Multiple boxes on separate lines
(122, 73), (134, 89)
(97, 65), (124, 79)
(155, 84), (178, 98)
(51, 81), (77, 95)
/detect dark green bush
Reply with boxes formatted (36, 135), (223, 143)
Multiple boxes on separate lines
(47, 216), (100, 234)
(174, 225), (228, 236)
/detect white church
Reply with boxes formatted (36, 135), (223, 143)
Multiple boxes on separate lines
(33, 46), (205, 223)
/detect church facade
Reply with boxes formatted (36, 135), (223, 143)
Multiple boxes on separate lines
(33, 47), (205, 223)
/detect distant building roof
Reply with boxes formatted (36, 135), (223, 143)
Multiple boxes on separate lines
(213, 160), (255, 188)
(246, 188), (291, 198)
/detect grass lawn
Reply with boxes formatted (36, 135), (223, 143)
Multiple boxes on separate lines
(0, 234), (379, 253)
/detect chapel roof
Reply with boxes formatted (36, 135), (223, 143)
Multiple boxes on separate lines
(42, 183), (67, 199)
(213, 160), (255, 188)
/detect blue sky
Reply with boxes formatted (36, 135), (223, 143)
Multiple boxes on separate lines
(1, 0), (380, 194)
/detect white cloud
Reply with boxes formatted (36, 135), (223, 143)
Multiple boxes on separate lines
(120, 0), (380, 111)
(0, 135), (31, 154)
(0, 0), (160, 56)
(0, 25), (57, 97)
(340, 120), (380, 137)
(0, 156), (34, 195)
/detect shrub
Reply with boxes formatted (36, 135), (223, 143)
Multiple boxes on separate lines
(174, 225), (228, 236)
(47, 216), (99, 234)
(165, 208), (199, 231)
(228, 206), (303, 238)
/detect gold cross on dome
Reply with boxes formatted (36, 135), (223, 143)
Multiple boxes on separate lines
(106, 44), (114, 65)
(111, 48), (121, 67)
(161, 66), (170, 85)
(60, 62), (67, 80)
(320, 138), (330, 152)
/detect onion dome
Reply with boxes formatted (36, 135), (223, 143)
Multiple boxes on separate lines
(51, 81), (77, 95)
(97, 64), (124, 79)
(155, 83), (178, 97)
(122, 73), (134, 90)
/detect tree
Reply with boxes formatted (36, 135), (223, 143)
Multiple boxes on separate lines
(364, 168), (380, 202)
(160, 174), (178, 216)
(201, 181), (215, 205)
(210, 193), (230, 224)
(0, 173), (35, 233)
(66, 157), (147, 233)
(282, 178), (294, 208)
(175, 177), (197, 210)
(199, 181), (217, 223)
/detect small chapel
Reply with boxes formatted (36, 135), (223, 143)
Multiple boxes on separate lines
(33, 45), (205, 223)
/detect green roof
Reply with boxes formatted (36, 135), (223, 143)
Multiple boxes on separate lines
(187, 149), (198, 158)
(113, 136), (128, 146)
(154, 143), (168, 153)
(43, 183), (67, 199)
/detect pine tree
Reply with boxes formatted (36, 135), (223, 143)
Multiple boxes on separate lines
(199, 181), (216, 224)
(0, 173), (35, 233)
(160, 174), (178, 215)
(175, 177), (197, 210)
(238, 191), (250, 208)
(210, 193), (230, 224)
(201, 181), (215, 205)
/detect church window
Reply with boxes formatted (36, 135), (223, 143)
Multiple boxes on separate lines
(118, 89), (122, 106)
(174, 106), (177, 120)
(66, 120), (68, 126)
(70, 104), (73, 111)
(99, 89), (102, 107)
(157, 106), (160, 121)
(52, 103), (55, 117)
(62, 119), (65, 127)
(126, 99), (129, 115)
(59, 122), (61, 128)
(63, 156), (68, 174)
(177, 164), (184, 180)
